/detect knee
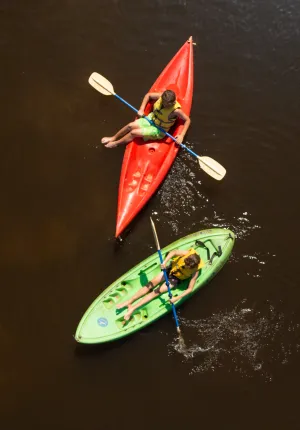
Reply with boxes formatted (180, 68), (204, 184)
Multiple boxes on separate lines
(128, 122), (136, 131)
(123, 124), (132, 134)
(145, 281), (154, 290)
(130, 129), (140, 138)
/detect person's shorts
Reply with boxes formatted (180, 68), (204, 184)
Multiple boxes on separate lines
(137, 113), (166, 141)
(166, 267), (180, 286)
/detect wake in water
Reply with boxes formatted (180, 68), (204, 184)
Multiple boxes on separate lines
(155, 143), (210, 235)
(153, 142), (261, 239)
(152, 144), (299, 379)
(168, 301), (300, 380)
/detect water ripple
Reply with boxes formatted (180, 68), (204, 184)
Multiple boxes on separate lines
(167, 300), (300, 381)
(153, 145), (261, 240)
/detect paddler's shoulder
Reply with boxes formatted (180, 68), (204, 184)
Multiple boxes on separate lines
(148, 92), (162, 100)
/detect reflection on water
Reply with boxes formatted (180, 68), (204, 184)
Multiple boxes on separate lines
(235, 251), (276, 279)
(167, 300), (300, 381)
(201, 211), (261, 240)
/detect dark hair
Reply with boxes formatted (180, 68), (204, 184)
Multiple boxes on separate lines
(184, 253), (200, 269)
(162, 90), (176, 104)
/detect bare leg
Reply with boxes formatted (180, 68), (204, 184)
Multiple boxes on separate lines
(116, 273), (164, 310)
(105, 128), (144, 148)
(101, 125), (129, 144)
(101, 120), (141, 144)
(124, 281), (173, 321)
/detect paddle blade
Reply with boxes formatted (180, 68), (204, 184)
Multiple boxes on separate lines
(198, 156), (226, 181)
(177, 330), (187, 353)
(150, 217), (161, 251)
(88, 72), (115, 96)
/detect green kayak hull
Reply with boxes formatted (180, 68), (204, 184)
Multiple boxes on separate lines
(75, 228), (235, 344)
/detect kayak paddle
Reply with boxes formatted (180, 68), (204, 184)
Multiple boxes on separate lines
(89, 72), (226, 181)
(149, 217), (186, 349)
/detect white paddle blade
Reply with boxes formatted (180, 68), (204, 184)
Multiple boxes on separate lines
(88, 72), (115, 96)
(198, 156), (226, 181)
(150, 217), (161, 250)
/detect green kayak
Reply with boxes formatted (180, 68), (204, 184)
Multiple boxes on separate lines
(75, 228), (235, 344)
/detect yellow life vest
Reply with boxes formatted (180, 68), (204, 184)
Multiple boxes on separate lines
(170, 248), (205, 281)
(151, 97), (181, 131)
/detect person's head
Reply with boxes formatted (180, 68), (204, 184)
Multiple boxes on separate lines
(161, 89), (176, 108)
(184, 253), (200, 269)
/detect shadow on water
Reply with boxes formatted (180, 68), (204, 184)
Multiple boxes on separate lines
(73, 337), (131, 358)
(73, 322), (159, 359)
(112, 200), (153, 247)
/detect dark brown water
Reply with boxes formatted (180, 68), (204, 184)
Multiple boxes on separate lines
(1, 1), (300, 429)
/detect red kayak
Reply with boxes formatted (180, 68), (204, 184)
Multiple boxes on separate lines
(116, 37), (194, 237)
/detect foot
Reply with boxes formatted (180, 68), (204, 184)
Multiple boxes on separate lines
(116, 300), (131, 310)
(124, 306), (134, 321)
(105, 141), (119, 148)
(101, 137), (114, 144)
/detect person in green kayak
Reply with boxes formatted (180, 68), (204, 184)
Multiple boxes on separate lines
(116, 247), (204, 321)
(101, 89), (191, 148)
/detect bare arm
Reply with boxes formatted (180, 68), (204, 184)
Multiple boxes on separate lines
(173, 109), (191, 144)
(171, 270), (199, 303)
(138, 92), (162, 115)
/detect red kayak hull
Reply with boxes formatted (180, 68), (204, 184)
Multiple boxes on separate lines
(116, 37), (194, 237)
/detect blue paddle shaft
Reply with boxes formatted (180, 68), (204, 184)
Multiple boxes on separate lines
(149, 217), (181, 330)
(114, 93), (197, 158)
(114, 94), (139, 115)
(157, 247), (180, 330)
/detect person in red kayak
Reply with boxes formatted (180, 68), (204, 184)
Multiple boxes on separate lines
(116, 247), (204, 322)
(101, 89), (191, 148)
